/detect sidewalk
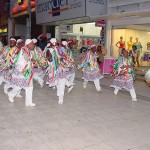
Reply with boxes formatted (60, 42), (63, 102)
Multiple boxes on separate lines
(0, 76), (150, 149)
(75, 70), (150, 101)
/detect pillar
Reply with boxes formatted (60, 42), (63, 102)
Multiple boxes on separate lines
(105, 20), (113, 57)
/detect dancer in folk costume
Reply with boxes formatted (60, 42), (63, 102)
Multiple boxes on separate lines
(16, 39), (24, 48)
(78, 45), (102, 92)
(56, 41), (73, 104)
(0, 38), (17, 87)
(0, 43), (5, 85)
(31, 38), (47, 87)
(0, 38), (22, 98)
(110, 48), (137, 101)
(8, 39), (36, 106)
(61, 41), (76, 93)
(45, 38), (59, 89)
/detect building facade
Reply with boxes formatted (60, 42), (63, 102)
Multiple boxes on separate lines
(105, 0), (150, 63)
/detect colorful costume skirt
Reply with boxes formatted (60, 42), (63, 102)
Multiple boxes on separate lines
(10, 69), (33, 88)
(110, 77), (134, 91)
(82, 67), (101, 81)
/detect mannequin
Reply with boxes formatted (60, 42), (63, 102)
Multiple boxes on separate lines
(127, 37), (134, 51)
(134, 37), (142, 67)
(116, 36), (125, 56)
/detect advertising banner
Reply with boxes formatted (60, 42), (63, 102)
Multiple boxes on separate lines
(95, 20), (106, 27)
(36, 0), (86, 24)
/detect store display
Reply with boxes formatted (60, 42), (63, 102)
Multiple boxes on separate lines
(100, 27), (105, 46)
(135, 38), (142, 53)
(115, 36), (125, 55)
(147, 42), (150, 50)
(134, 37), (142, 67)
(87, 39), (93, 46)
(127, 37), (134, 51)
(143, 52), (150, 61)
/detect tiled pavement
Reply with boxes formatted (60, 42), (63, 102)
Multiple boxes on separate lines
(0, 74), (150, 150)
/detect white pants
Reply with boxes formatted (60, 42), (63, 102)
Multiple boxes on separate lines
(114, 88), (136, 99)
(4, 83), (12, 94)
(4, 83), (22, 96)
(0, 76), (4, 85)
(33, 73), (44, 85)
(66, 72), (75, 87)
(83, 79), (101, 91)
(57, 78), (67, 101)
(8, 85), (33, 105)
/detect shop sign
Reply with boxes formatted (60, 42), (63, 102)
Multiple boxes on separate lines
(147, 42), (150, 50)
(36, 0), (107, 24)
(59, 25), (73, 33)
(95, 20), (106, 27)
(36, 0), (85, 24)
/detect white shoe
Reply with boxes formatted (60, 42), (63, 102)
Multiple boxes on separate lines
(4, 87), (8, 95)
(46, 81), (49, 85)
(39, 79), (44, 88)
(83, 84), (86, 89)
(100, 75), (104, 79)
(114, 89), (118, 95)
(8, 96), (14, 103)
(52, 86), (56, 89)
(132, 98), (137, 102)
(25, 103), (36, 107)
(16, 93), (22, 98)
(97, 88), (102, 92)
(58, 100), (63, 105)
(68, 86), (74, 94)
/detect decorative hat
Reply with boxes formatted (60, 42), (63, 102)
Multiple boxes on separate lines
(90, 45), (96, 48)
(10, 38), (16, 42)
(17, 39), (23, 43)
(62, 41), (68, 46)
(32, 38), (37, 44)
(25, 39), (32, 46)
(50, 38), (57, 43)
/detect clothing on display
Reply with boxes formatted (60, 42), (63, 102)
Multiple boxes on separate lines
(127, 37), (134, 51)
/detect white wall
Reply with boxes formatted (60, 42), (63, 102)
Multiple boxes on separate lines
(56, 23), (102, 44)
(108, 0), (150, 15)
(72, 23), (101, 36)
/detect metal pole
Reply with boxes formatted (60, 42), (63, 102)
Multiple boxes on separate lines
(26, 0), (31, 39)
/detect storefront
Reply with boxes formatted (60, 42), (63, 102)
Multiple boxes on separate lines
(106, 16), (150, 69)
(104, 0), (150, 71)
(55, 22), (104, 52)
(112, 26), (150, 67)
(36, 0), (107, 46)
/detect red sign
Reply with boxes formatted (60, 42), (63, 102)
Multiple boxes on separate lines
(95, 20), (106, 27)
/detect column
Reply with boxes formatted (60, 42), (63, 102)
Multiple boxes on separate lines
(105, 20), (113, 57)
(42, 25), (47, 34)
(26, 0), (31, 39)
(8, 17), (15, 41)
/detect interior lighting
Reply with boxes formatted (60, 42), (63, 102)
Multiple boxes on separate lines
(87, 22), (95, 25)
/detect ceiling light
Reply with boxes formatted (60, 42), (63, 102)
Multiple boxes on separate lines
(87, 22), (95, 25)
